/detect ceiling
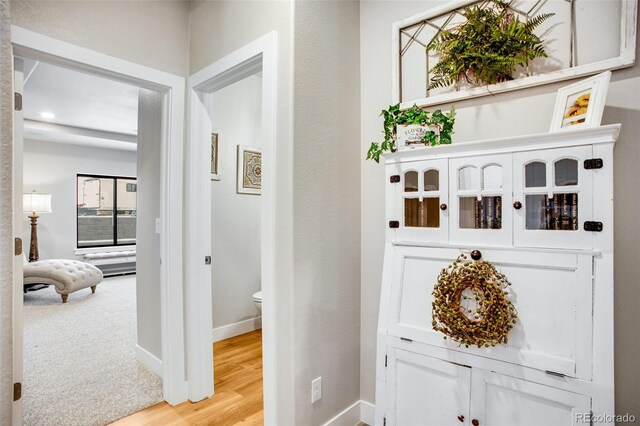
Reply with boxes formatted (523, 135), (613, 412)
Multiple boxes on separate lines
(22, 58), (140, 150)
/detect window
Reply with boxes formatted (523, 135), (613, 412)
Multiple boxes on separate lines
(77, 174), (137, 248)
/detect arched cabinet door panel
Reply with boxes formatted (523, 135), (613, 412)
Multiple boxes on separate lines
(449, 154), (513, 247)
(513, 145), (594, 249)
(389, 159), (449, 243)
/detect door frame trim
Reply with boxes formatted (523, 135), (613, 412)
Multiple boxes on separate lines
(185, 31), (278, 423)
(11, 26), (188, 404)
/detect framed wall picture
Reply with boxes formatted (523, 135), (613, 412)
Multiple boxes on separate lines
(237, 145), (262, 195)
(211, 132), (220, 181)
(549, 71), (611, 132)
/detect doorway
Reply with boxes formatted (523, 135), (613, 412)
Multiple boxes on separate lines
(186, 32), (278, 423)
(18, 58), (166, 424)
(11, 26), (187, 422)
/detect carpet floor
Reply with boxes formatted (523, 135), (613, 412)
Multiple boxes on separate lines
(23, 275), (163, 426)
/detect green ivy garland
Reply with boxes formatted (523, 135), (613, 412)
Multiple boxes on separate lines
(366, 104), (456, 163)
(432, 255), (517, 348)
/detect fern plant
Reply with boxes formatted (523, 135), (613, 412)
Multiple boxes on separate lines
(429, 1), (554, 90)
(366, 104), (456, 163)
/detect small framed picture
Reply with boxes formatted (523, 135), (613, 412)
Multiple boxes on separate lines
(549, 71), (611, 132)
(237, 145), (262, 195)
(210, 132), (220, 181)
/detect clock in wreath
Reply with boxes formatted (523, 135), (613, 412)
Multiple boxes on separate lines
(432, 252), (518, 348)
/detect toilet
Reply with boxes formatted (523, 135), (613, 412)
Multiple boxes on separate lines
(252, 291), (262, 313)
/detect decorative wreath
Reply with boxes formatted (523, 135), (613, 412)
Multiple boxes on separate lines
(432, 254), (517, 348)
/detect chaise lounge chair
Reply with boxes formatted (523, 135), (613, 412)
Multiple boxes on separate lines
(23, 255), (103, 303)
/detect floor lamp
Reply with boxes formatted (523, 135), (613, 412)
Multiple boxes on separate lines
(23, 190), (52, 262)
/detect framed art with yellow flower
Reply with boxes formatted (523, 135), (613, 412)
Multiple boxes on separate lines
(549, 71), (611, 132)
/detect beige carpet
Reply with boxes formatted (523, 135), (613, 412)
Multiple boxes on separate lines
(23, 275), (163, 426)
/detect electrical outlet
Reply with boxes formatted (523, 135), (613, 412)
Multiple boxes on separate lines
(311, 377), (322, 403)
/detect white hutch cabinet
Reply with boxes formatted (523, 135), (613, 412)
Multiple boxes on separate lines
(375, 125), (619, 426)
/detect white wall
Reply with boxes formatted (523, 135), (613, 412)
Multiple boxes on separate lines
(210, 75), (262, 333)
(9, 0), (190, 76)
(359, 1), (640, 417)
(189, 2), (296, 423)
(136, 89), (163, 361)
(22, 139), (137, 260)
(293, 1), (361, 425)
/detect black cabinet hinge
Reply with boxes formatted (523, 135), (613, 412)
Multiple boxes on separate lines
(390, 175), (400, 183)
(14, 92), (22, 111)
(383, 417), (386, 426)
(389, 221), (400, 229)
(14, 382), (21, 401)
(584, 221), (603, 232)
(15, 238), (22, 256)
(584, 158), (603, 169)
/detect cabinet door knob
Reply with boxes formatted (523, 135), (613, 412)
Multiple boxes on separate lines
(472, 419), (480, 426)
(440, 203), (448, 211)
(470, 250), (482, 261)
(513, 201), (522, 209)
(457, 415), (465, 422)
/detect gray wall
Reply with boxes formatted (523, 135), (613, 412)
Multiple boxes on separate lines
(136, 89), (162, 360)
(210, 75), (262, 331)
(9, 0), (190, 76)
(359, 1), (640, 417)
(22, 139), (137, 260)
(293, 1), (361, 424)
(189, 1), (296, 423)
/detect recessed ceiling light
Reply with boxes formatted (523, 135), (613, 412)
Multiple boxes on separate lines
(40, 112), (55, 120)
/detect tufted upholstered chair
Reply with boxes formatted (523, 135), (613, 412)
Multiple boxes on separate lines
(23, 256), (103, 303)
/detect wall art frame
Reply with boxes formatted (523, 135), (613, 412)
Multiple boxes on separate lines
(210, 132), (220, 181)
(237, 145), (262, 195)
(392, 0), (637, 108)
(549, 71), (611, 132)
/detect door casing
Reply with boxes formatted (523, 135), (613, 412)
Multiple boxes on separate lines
(186, 32), (278, 424)
(11, 26), (188, 407)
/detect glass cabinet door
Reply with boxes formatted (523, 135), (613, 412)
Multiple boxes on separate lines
(513, 146), (594, 249)
(392, 159), (449, 243)
(449, 154), (513, 246)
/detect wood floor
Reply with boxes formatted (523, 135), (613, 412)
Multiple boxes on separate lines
(112, 330), (263, 425)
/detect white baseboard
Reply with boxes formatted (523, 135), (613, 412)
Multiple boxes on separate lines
(322, 400), (376, 426)
(360, 400), (375, 425)
(211, 316), (262, 342)
(136, 345), (163, 378)
(323, 400), (361, 426)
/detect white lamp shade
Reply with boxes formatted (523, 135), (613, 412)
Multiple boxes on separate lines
(23, 192), (52, 214)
